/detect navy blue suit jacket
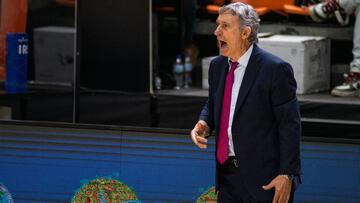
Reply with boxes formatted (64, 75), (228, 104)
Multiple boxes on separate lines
(199, 44), (301, 201)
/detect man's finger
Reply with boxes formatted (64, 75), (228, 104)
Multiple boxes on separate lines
(196, 136), (208, 144)
(191, 130), (199, 144)
(195, 122), (209, 137)
(278, 191), (286, 203)
(280, 185), (291, 203)
(279, 194), (290, 203)
(262, 182), (275, 190)
(196, 136), (208, 148)
(272, 190), (280, 203)
(285, 194), (290, 203)
(197, 142), (207, 149)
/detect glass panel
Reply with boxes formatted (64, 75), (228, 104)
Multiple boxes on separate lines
(0, 0), (75, 122)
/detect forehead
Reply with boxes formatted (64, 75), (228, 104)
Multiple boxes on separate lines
(216, 12), (239, 24)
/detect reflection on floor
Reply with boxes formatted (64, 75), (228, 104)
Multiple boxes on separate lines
(1, 85), (360, 129)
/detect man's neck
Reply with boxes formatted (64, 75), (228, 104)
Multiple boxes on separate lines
(230, 43), (251, 61)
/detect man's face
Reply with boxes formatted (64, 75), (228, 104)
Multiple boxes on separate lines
(214, 12), (249, 61)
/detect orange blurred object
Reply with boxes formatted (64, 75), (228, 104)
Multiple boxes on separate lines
(235, 0), (294, 11)
(55, 0), (75, 7)
(238, 0), (310, 15)
(283, 4), (309, 15)
(206, 4), (223, 14)
(0, 0), (28, 81)
(207, 0), (311, 16)
(213, 0), (226, 6)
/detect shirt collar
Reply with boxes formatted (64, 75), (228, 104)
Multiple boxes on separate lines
(228, 44), (254, 69)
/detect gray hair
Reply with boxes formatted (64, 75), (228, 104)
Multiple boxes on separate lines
(219, 2), (260, 44)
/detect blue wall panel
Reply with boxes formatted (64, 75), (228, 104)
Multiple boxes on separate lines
(297, 142), (360, 203)
(0, 125), (215, 203)
(0, 123), (359, 202)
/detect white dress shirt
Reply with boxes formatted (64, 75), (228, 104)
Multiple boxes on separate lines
(227, 44), (253, 156)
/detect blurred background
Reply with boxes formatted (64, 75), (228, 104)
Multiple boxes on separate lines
(0, 0), (359, 202)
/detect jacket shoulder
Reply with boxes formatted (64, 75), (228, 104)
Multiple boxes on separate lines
(210, 55), (227, 66)
(255, 45), (286, 65)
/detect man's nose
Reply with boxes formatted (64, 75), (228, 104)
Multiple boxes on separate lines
(214, 26), (221, 36)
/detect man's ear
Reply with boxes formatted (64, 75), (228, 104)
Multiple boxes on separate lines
(241, 26), (251, 40)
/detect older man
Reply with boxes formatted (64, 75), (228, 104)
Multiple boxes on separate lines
(191, 2), (301, 203)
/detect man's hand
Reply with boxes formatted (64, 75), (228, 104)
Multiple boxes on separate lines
(190, 120), (209, 149)
(262, 175), (292, 203)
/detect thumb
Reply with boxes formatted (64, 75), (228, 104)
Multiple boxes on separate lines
(262, 181), (275, 190)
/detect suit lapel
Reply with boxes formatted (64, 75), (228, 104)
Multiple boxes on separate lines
(234, 44), (261, 116)
(214, 57), (229, 131)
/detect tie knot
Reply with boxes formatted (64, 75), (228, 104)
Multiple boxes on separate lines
(230, 61), (239, 72)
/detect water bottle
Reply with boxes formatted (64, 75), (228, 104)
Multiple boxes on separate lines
(173, 55), (184, 90)
(184, 55), (193, 88)
(155, 75), (162, 90)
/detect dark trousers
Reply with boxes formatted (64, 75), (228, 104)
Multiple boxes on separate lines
(218, 157), (294, 203)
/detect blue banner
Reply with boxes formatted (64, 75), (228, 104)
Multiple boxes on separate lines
(5, 33), (28, 93)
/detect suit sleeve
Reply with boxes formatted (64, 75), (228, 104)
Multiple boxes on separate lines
(271, 62), (301, 176)
(199, 59), (215, 131)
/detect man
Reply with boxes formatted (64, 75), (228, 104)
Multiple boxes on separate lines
(190, 2), (301, 203)
(309, 0), (360, 97)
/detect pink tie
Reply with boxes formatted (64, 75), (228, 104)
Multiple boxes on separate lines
(217, 61), (238, 165)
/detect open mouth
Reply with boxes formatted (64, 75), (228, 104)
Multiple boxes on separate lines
(219, 40), (227, 49)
